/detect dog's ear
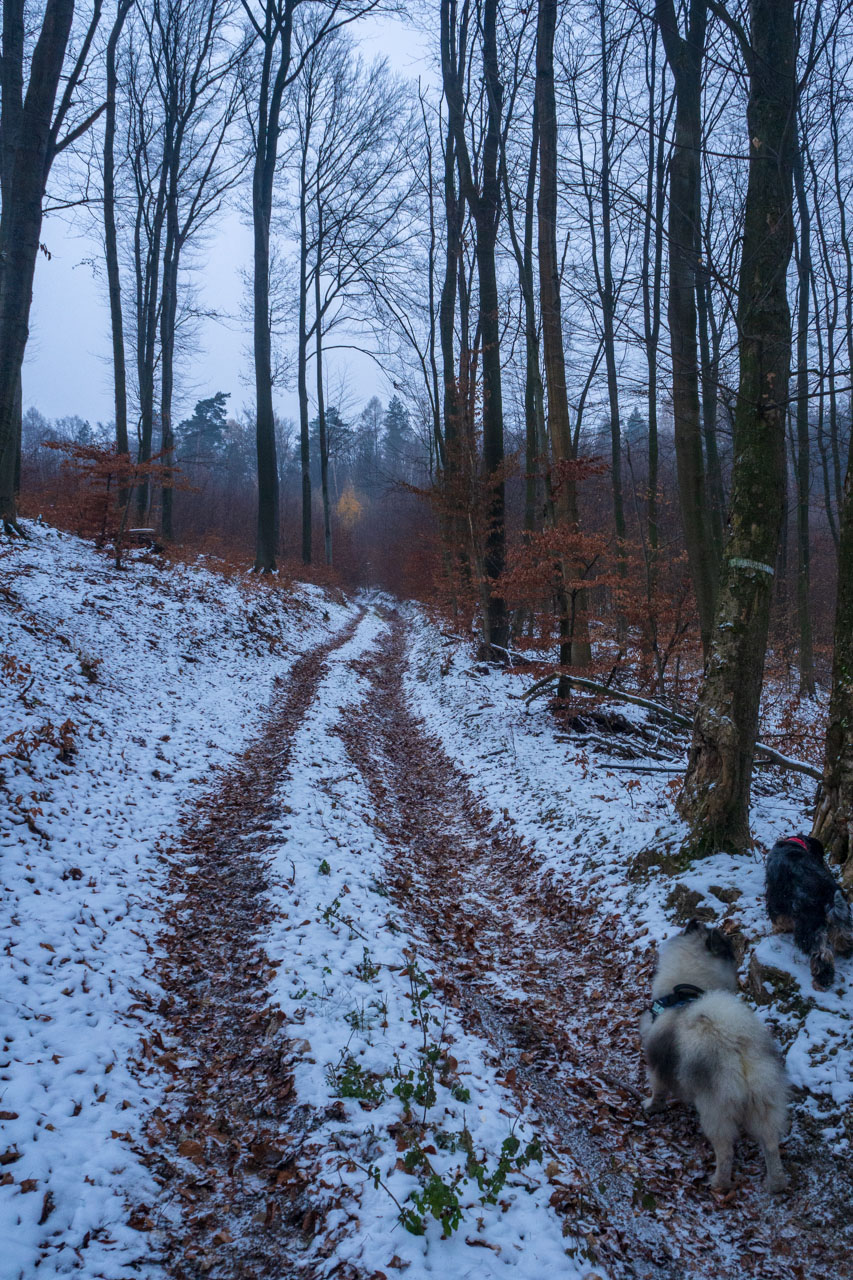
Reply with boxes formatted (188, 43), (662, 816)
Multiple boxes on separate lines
(806, 836), (826, 861)
(683, 918), (702, 935)
(705, 928), (735, 962)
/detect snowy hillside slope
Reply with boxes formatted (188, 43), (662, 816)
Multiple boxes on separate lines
(0, 526), (358, 1279)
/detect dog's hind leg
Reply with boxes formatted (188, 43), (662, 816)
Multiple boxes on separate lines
(745, 1101), (788, 1194)
(809, 927), (835, 990)
(642, 1067), (668, 1115)
(696, 1102), (737, 1191)
(756, 1131), (787, 1194)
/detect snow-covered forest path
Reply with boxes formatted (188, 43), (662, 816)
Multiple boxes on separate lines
(137, 613), (365, 1276)
(141, 603), (851, 1280)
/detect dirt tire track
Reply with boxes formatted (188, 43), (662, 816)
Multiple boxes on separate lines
(133, 614), (363, 1280)
(339, 612), (852, 1280)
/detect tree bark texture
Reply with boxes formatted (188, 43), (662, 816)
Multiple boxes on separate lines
(441, 0), (508, 655)
(597, 0), (626, 600)
(0, 0), (75, 530)
(297, 107), (312, 565)
(813, 447), (853, 885)
(250, 3), (293, 571)
(792, 130), (816, 695)
(536, 0), (590, 668)
(656, 0), (718, 657)
(104, 0), (134, 472)
(678, 0), (796, 854)
(314, 224), (332, 566)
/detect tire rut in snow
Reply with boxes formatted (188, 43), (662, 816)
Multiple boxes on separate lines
(133, 614), (363, 1280)
(338, 613), (849, 1280)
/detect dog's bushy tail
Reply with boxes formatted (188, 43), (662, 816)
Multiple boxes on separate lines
(681, 998), (788, 1141)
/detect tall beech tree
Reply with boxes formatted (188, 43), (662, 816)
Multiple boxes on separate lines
(656, 0), (718, 658)
(0, 0), (104, 534)
(146, 0), (243, 540)
(792, 118), (817, 696)
(440, 0), (509, 656)
(103, 0), (135, 473)
(241, 0), (297, 571)
(289, 28), (411, 566)
(536, 0), (590, 667)
(678, 0), (796, 854)
(814, 436), (853, 885)
(240, 0), (378, 571)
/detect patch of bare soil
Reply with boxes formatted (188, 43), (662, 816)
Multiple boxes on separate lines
(339, 613), (852, 1280)
(130, 616), (362, 1279)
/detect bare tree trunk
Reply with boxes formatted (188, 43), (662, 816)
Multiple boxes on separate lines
(159, 93), (178, 541)
(639, 16), (669, 690)
(501, 99), (546, 536)
(522, 107), (545, 535)
(792, 124), (816, 695)
(808, 141), (840, 548)
(696, 253), (725, 554)
(134, 160), (167, 524)
(297, 120), (312, 565)
(598, 0), (626, 600)
(813, 441), (853, 885)
(537, 0), (590, 668)
(474, 0), (508, 654)
(441, 0), (508, 656)
(249, 2), (296, 572)
(104, 0), (134, 480)
(642, 19), (668, 562)
(678, 0), (796, 854)
(0, 0), (77, 532)
(314, 220), (332, 566)
(656, 0), (718, 657)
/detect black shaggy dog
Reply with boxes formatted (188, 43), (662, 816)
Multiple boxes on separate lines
(765, 835), (853, 989)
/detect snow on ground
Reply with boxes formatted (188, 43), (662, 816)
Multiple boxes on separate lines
(403, 607), (853, 1138)
(262, 609), (584, 1278)
(3, 523), (849, 1278)
(0, 525), (357, 1279)
(0, 534), (587, 1279)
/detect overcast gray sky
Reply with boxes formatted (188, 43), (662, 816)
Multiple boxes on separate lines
(25, 11), (433, 430)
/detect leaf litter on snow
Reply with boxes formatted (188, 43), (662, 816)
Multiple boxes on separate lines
(257, 610), (587, 1278)
(398, 604), (853, 1277)
(0, 525), (357, 1279)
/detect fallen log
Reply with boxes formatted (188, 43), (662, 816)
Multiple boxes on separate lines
(517, 672), (822, 781)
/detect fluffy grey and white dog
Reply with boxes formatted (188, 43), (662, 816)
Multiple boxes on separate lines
(640, 920), (788, 1194)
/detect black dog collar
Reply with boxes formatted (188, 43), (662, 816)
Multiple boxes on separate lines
(649, 983), (705, 1021)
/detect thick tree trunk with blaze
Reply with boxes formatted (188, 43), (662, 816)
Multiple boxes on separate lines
(678, 0), (796, 854)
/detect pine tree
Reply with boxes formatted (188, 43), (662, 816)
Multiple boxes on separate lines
(178, 393), (230, 461)
(382, 395), (412, 478)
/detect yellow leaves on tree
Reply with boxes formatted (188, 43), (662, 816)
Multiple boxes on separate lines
(336, 484), (364, 528)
